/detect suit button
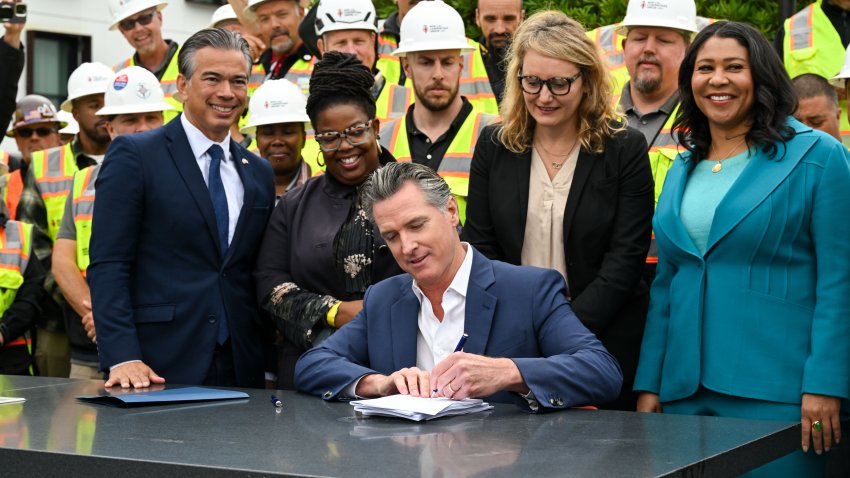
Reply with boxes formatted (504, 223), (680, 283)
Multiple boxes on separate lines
(549, 398), (556, 405)
(208, 315), (216, 324)
(323, 391), (332, 399)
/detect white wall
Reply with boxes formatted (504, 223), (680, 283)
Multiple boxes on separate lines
(2, 0), (218, 152)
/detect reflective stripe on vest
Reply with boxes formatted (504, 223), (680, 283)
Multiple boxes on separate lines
(380, 112), (497, 223)
(30, 143), (80, 242)
(0, 151), (9, 168)
(284, 57), (316, 96)
(377, 34), (403, 86)
(0, 220), (32, 326)
(248, 62), (267, 92)
(116, 48), (184, 123)
(2, 171), (22, 220)
(645, 105), (684, 265)
(375, 83), (414, 121)
(72, 165), (98, 275)
(784, 2), (844, 79)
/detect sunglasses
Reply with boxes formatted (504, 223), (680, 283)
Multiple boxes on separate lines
(16, 127), (58, 138)
(118, 11), (155, 32)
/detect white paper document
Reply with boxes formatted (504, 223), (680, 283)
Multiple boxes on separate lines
(351, 395), (493, 421)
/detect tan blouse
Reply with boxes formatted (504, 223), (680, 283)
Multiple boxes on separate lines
(521, 146), (580, 286)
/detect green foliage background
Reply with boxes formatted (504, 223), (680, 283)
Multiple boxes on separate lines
(372, 0), (818, 41)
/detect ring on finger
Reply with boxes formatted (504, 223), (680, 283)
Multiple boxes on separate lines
(445, 382), (456, 394)
(812, 420), (823, 432)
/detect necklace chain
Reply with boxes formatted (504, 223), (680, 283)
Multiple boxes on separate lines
(535, 138), (579, 170)
(708, 137), (747, 173)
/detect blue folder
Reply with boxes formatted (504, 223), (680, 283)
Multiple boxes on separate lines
(77, 387), (249, 408)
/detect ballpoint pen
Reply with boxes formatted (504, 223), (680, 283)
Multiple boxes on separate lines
(432, 333), (469, 396)
(271, 395), (282, 408)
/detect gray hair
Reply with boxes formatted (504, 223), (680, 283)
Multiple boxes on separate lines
(362, 162), (453, 220)
(178, 28), (252, 80)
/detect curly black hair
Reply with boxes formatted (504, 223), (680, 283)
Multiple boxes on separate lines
(305, 51), (376, 125)
(674, 21), (797, 160)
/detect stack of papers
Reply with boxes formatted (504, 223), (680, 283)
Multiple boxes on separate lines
(351, 394), (493, 421)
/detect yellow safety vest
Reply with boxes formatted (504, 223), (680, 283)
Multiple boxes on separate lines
(645, 106), (684, 265)
(284, 56), (316, 96)
(71, 164), (98, 275)
(115, 47), (183, 123)
(0, 220), (33, 355)
(0, 151), (9, 170)
(29, 143), (82, 242)
(783, 1), (850, 148)
(374, 83), (414, 121)
(380, 112), (497, 223)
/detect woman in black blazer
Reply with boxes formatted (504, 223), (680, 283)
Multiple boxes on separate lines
(462, 11), (654, 410)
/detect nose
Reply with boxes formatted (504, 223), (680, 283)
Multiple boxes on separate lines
(494, 20), (507, 34)
(400, 232), (417, 257)
(708, 69), (729, 86)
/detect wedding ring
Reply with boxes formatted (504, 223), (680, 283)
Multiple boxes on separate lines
(445, 383), (456, 394)
(812, 420), (823, 432)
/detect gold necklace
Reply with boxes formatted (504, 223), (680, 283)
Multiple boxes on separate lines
(535, 138), (579, 169)
(709, 137), (747, 173)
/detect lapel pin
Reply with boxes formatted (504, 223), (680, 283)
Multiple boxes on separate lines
(242, 158), (249, 165)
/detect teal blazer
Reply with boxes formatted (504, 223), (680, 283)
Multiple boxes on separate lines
(634, 118), (850, 404)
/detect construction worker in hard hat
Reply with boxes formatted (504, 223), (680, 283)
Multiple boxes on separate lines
(6, 95), (64, 167)
(474, 0), (525, 103)
(109, 0), (182, 123)
(312, 0), (412, 121)
(241, 79), (311, 198)
(9, 62), (114, 379)
(0, 175), (46, 377)
(380, 0), (499, 224)
(52, 66), (174, 380)
(244, 0), (312, 94)
(776, 1), (850, 148)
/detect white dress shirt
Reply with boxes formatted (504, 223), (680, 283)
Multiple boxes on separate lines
(181, 114), (245, 245)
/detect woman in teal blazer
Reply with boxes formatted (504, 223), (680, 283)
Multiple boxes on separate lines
(633, 22), (850, 477)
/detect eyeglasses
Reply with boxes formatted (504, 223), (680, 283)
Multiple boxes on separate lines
(118, 11), (155, 32)
(314, 119), (375, 152)
(16, 127), (58, 138)
(518, 72), (582, 96)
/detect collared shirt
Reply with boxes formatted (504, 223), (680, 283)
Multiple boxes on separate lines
(70, 138), (101, 168)
(180, 114), (244, 245)
(405, 97), (474, 171)
(260, 43), (312, 81)
(619, 83), (679, 149)
(413, 242), (473, 371)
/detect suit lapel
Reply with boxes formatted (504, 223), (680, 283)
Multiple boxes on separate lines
(656, 155), (702, 258)
(704, 133), (814, 253)
(166, 118), (219, 249)
(516, 149), (532, 226)
(390, 278), (420, 370)
(223, 140), (257, 265)
(562, 148), (594, 241)
(461, 249), (497, 355)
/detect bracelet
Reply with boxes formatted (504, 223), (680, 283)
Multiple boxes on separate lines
(326, 301), (342, 328)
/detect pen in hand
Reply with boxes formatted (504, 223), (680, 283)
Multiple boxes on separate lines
(432, 333), (469, 396)
(271, 395), (282, 408)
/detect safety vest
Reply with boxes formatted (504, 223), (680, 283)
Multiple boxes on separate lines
(645, 105), (685, 265)
(0, 220), (34, 351)
(70, 164), (98, 276)
(374, 83), (414, 121)
(783, 1), (850, 148)
(29, 143), (82, 242)
(380, 112), (497, 223)
(2, 171), (22, 220)
(284, 56), (316, 96)
(376, 32), (403, 86)
(0, 151), (9, 170)
(115, 47), (183, 124)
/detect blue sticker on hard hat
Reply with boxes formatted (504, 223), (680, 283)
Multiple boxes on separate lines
(113, 74), (129, 91)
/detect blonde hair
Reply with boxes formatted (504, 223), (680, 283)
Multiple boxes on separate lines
(498, 10), (623, 154)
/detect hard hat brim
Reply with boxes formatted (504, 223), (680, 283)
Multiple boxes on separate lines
(392, 41), (475, 57)
(240, 117), (311, 136)
(6, 119), (68, 137)
(61, 89), (109, 113)
(96, 101), (176, 116)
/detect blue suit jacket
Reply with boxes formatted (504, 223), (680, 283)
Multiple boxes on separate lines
(634, 119), (850, 404)
(88, 116), (275, 387)
(295, 247), (623, 410)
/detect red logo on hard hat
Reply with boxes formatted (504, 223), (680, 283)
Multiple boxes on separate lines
(423, 25), (428, 34)
(338, 9), (342, 17)
(264, 101), (269, 109)
(641, 1), (646, 8)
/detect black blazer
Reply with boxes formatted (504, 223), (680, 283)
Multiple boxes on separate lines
(462, 123), (654, 407)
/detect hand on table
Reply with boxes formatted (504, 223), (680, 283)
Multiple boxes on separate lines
(801, 393), (841, 454)
(356, 367), (431, 398)
(105, 361), (165, 389)
(431, 352), (528, 400)
(636, 392), (663, 413)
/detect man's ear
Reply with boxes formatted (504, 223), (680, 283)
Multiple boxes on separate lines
(317, 38), (326, 55)
(176, 73), (189, 98)
(474, 9), (481, 28)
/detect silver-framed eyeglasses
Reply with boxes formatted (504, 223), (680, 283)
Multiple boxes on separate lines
(315, 119), (375, 152)
(517, 72), (582, 96)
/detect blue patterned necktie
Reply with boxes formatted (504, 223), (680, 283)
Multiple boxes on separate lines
(207, 144), (229, 344)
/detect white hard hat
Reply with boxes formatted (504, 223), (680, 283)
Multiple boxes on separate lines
(618, 0), (698, 35)
(108, 0), (168, 31)
(241, 79), (310, 135)
(245, 0), (287, 14)
(60, 62), (115, 112)
(834, 46), (850, 80)
(315, 0), (378, 36)
(57, 111), (79, 135)
(96, 66), (175, 116)
(393, 1), (474, 57)
(210, 4), (239, 29)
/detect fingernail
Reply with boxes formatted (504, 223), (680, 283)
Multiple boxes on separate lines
(803, 446), (809, 453)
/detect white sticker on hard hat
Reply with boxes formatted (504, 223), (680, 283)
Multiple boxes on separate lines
(114, 75), (129, 91)
(137, 83), (151, 100)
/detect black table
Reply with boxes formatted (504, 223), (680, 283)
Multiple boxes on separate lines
(0, 376), (800, 477)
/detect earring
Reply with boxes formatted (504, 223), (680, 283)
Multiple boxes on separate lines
(376, 138), (383, 154)
(316, 150), (325, 168)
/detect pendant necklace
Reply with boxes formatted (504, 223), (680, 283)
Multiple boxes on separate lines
(709, 137), (747, 173)
(535, 138), (580, 170)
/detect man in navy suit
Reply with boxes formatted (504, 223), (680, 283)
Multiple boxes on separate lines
(295, 163), (621, 410)
(89, 29), (275, 389)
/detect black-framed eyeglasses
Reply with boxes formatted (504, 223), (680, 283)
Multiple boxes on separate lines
(118, 11), (155, 32)
(517, 71), (582, 96)
(315, 119), (375, 152)
(16, 127), (58, 138)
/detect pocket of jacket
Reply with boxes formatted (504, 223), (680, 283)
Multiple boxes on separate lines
(133, 304), (176, 324)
